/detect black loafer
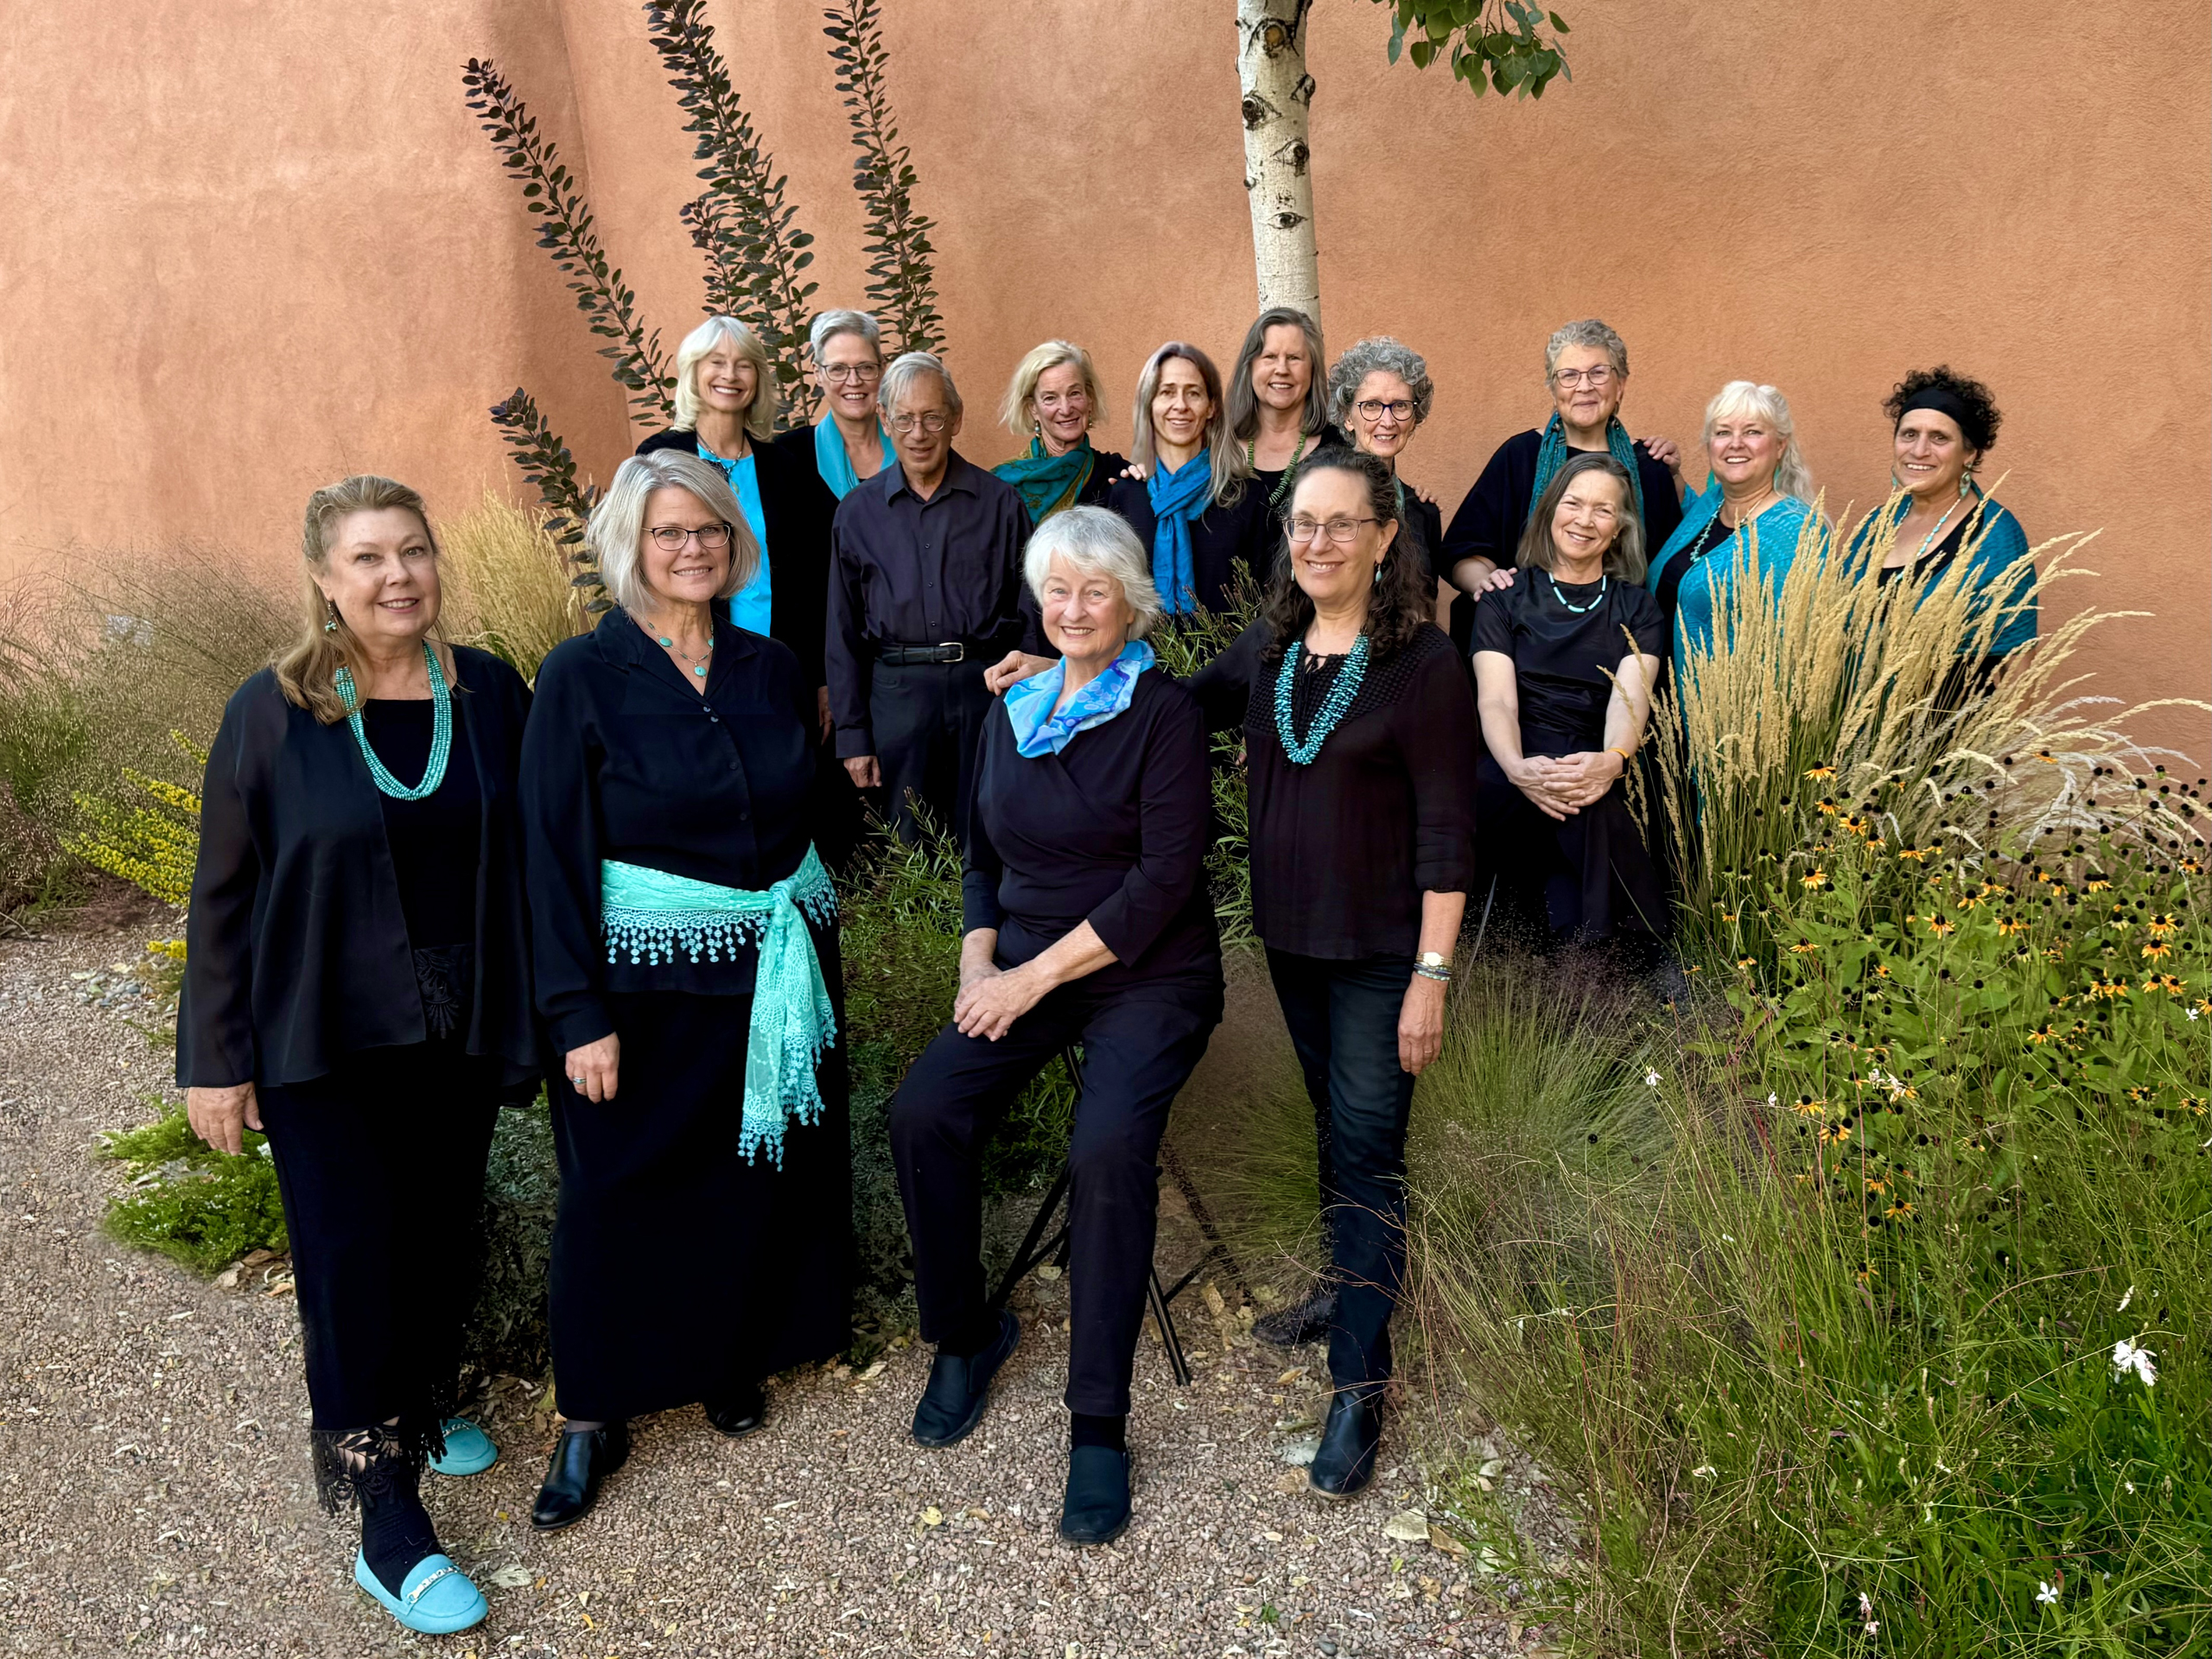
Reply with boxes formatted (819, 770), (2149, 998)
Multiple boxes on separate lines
(531, 1422), (629, 1530)
(1253, 1283), (1338, 1348)
(704, 1380), (766, 1440)
(1058, 1445), (1133, 1546)
(911, 1309), (1020, 1448)
(1307, 1389), (1382, 1500)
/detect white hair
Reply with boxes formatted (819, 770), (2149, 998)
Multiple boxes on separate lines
(879, 351), (963, 421)
(1022, 505), (1163, 640)
(587, 451), (760, 617)
(1704, 379), (1815, 502)
(808, 309), (882, 364)
(671, 315), (776, 439)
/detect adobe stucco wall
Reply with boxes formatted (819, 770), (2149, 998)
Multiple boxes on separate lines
(3, 0), (2206, 753)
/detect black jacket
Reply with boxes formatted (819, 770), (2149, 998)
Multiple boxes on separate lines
(178, 647), (540, 1089)
(635, 427), (839, 689)
(1106, 476), (1279, 615)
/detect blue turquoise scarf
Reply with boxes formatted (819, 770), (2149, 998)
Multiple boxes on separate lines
(813, 416), (893, 501)
(1147, 456), (1215, 616)
(599, 846), (838, 1166)
(1002, 639), (1154, 757)
(995, 435), (1096, 524)
(1527, 413), (1647, 531)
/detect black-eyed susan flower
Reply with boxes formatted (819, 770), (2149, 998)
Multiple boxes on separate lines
(1885, 1199), (1915, 1221)
(2147, 913), (2178, 938)
(1791, 1096), (1827, 1119)
(1790, 941), (1820, 955)
(1803, 764), (1837, 780)
(1816, 798), (1840, 817)
(2143, 940), (2172, 960)
(1929, 917), (1955, 938)
(1802, 869), (1830, 890)
(1819, 1122), (1853, 1147)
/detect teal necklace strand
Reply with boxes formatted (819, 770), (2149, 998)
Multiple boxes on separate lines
(1274, 634), (1370, 766)
(1249, 430), (1313, 513)
(1547, 571), (1609, 614)
(334, 643), (451, 801)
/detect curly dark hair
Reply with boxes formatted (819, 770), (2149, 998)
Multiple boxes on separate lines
(1883, 365), (2002, 456)
(1259, 446), (1433, 664)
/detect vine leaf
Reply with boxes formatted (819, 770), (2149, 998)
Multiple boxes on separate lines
(822, 0), (944, 359)
(487, 387), (611, 613)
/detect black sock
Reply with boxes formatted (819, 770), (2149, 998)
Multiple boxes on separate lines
(1070, 1412), (1126, 1453)
(359, 1459), (440, 1599)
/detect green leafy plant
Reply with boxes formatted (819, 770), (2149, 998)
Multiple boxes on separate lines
(65, 736), (204, 909)
(1381, 0), (1571, 98)
(98, 1107), (287, 1272)
(822, 0), (944, 359)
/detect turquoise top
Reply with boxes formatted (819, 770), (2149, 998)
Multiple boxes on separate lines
(1647, 478), (1824, 675)
(697, 443), (773, 636)
(813, 416), (894, 501)
(1845, 489), (2036, 658)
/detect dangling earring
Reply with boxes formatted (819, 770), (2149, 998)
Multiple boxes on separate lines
(323, 601), (340, 634)
(1372, 562), (1384, 587)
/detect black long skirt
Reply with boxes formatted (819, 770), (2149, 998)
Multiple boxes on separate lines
(547, 980), (852, 1421)
(1476, 749), (1669, 943)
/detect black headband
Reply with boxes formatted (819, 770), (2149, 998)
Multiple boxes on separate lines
(1897, 385), (1977, 442)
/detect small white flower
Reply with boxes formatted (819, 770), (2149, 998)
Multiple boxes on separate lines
(2112, 1338), (2158, 1388)
(1859, 1592), (1873, 1618)
(1767, 1091), (1778, 1109)
(2036, 1580), (2060, 1605)
(2124, 1479), (2136, 1494)
(2117, 1285), (2134, 1313)
(1644, 1066), (1661, 1088)
(1690, 1465), (1717, 1480)
(2190, 1007), (2202, 1021)
(1721, 1234), (1736, 1244)
(1864, 1622), (1879, 1637)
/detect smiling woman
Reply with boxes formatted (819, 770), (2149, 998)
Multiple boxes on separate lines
(993, 340), (1127, 523)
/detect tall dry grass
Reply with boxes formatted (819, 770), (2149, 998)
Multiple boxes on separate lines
(437, 493), (588, 680)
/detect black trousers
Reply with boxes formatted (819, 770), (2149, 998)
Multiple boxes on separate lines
(867, 658), (995, 845)
(258, 1045), (501, 1456)
(549, 982), (852, 1421)
(1264, 950), (1419, 1391)
(890, 976), (1223, 1417)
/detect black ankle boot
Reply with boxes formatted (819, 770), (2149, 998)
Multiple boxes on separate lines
(531, 1422), (630, 1530)
(1253, 1281), (1338, 1348)
(704, 1380), (766, 1440)
(1307, 1389), (1382, 1500)
(912, 1309), (1020, 1448)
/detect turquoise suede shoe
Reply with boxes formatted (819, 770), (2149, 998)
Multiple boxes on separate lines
(429, 1417), (498, 1478)
(353, 1551), (488, 1635)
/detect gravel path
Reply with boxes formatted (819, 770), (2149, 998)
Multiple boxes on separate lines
(1, 925), (1541, 1656)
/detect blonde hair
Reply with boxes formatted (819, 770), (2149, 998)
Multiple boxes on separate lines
(1022, 505), (1163, 640)
(277, 475), (458, 724)
(1128, 342), (1248, 509)
(672, 315), (776, 441)
(1000, 340), (1103, 437)
(1704, 379), (1815, 503)
(588, 452), (760, 617)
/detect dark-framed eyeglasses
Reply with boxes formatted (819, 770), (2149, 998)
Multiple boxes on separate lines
(1286, 515), (1378, 546)
(822, 362), (883, 385)
(646, 524), (733, 552)
(1552, 366), (1618, 389)
(1354, 398), (1416, 423)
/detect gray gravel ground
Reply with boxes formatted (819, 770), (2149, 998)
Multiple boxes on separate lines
(2, 925), (1553, 1656)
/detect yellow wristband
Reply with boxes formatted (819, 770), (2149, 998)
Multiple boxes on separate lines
(1609, 746), (1635, 763)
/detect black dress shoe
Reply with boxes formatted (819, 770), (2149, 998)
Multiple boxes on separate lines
(531, 1422), (629, 1530)
(911, 1309), (1020, 1448)
(1307, 1389), (1382, 1500)
(1058, 1445), (1133, 1546)
(1253, 1282), (1338, 1348)
(704, 1380), (766, 1440)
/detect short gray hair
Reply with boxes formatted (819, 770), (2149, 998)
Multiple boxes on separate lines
(672, 315), (776, 439)
(1703, 379), (1815, 503)
(1022, 505), (1163, 640)
(1543, 318), (1630, 381)
(1326, 336), (1434, 429)
(809, 309), (882, 364)
(587, 451), (760, 618)
(879, 351), (963, 421)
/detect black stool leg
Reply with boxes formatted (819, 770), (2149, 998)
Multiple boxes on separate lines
(1147, 1268), (1192, 1387)
(987, 1161), (1070, 1315)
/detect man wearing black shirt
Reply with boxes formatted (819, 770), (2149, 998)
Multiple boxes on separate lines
(826, 353), (1032, 843)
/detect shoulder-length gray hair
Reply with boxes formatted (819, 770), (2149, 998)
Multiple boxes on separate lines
(1022, 505), (1163, 640)
(1516, 453), (1648, 582)
(808, 308), (883, 364)
(1228, 306), (1330, 442)
(1326, 336), (1434, 429)
(1704, 379), (1815, 502)
(1128, 342), (1248, 509)
(671, 315), (776, 439)
(1000, 340), (1103, 437)
(587, 451), (760, 617)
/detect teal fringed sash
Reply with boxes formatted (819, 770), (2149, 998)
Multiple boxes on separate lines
(600, 847), (838, 1166)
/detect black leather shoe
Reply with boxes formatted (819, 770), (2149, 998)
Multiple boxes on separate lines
(911, 1309), (1020, 1448)
(1253, 1282), (1338, 1348)
(1307, 1389), (1382, 1500)
(1058, 1445), (1133, 1546)
(704, 1380), (766, 1440)
(531, 1422), (629, 1530)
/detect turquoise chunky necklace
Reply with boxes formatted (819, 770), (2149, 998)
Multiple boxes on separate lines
(1546, 571), (1609, 614)
(1273, 634), (1370, 766)
(334, 643), (451, 800)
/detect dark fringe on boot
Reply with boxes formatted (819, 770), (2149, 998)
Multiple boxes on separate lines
(308, 1418), (440, 1516)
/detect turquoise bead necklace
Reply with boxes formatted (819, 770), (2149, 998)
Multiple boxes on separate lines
(658, 631), (713, 678)
(334, 642), (451, 800)
(1546, 571), (1609, 614)
(1273, 633), (1370, 766)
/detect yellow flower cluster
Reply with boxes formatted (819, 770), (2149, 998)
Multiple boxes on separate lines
(64, 764), (202, 911)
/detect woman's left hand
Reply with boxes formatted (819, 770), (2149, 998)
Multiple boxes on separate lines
(954, 962), (1049, 1041)
(1398, 973), (1448, 1076)
(1549, 750), (1625, 808)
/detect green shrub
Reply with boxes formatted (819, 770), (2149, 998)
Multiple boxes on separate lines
(463, 1096), (560, 1380)
(97, 1108), (287, 1272)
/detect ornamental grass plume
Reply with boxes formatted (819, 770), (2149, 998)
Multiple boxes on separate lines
(437, 492), (588, 681)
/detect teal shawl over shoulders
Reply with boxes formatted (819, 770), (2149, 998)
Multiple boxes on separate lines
(1845, 492), (2036, 658)
(1648, 479), (1823, 673)
(995, 435), (1096, 524)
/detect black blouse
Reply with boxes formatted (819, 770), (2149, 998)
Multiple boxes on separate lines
(963, 669), (1220, 993)
(1473, 575), (1666, 753)
(1440, 429), (1685, 578)
(359, 700), (480, 950)
(1248, 423), (1350, 517)
(1106, 476), (1280, 614)
(1654, 512), (1736, 636)
(178, 650), (539, 1090)
(1191, 622), (1478, 959)
(520, 609), (822, 1055)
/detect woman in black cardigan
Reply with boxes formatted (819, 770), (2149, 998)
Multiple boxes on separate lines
(890, 506), (1222, 1548)
(181, 475), (537, 1637)
(1191, 448), (1477, 1501)
(520, 450), (849, 1532)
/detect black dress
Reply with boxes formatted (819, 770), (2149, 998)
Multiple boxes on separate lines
(1107, 477), (1280, 616)
(1247, 423), (1350, 518)
(1472, 575), (1669, 942)
(520, 610), (850, 1420)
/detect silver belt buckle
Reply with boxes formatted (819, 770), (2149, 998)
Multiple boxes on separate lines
(938, 641), (965, 663)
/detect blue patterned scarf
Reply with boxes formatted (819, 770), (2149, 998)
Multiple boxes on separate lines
(813, 416), (893, 501)
(995, 435), (1096, 524)
(1002, 639), (1154, 757)
(1527, 413), (1648, 531)
(1147, 455), (1215, 616)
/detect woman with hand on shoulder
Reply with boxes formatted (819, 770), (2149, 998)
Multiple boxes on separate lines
(1473, 454), (1667, 955)
(891, 506), (1222, 1548)
(771, 309), (895, 500)
(1230, 307), (1344, 516)
(994, 340), (1128, 523)
(181, 476), (540, 1637)
(520, 450), (849, 1532)
(1190, 448), (1477, 1502)
(1327, 336), (1451, 632)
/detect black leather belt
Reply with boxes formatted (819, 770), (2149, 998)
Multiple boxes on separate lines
(878, 641), (976, 665)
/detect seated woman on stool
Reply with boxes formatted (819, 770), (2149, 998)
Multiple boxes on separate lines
(1473, 454), (1668, 957)
(890, 505), (1224, 1547)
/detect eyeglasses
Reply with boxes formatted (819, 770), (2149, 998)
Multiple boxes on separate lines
(1552, 366), (1618, 389)
(646, 524), (733, 551)
(821, 363), (883, 384)
(1354, 398), (1416, 423)
(888, 411), (950, 435)
(1287, 515), (1378, 546)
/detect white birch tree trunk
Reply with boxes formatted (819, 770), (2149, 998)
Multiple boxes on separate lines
(1236, 0), (1321, 330)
